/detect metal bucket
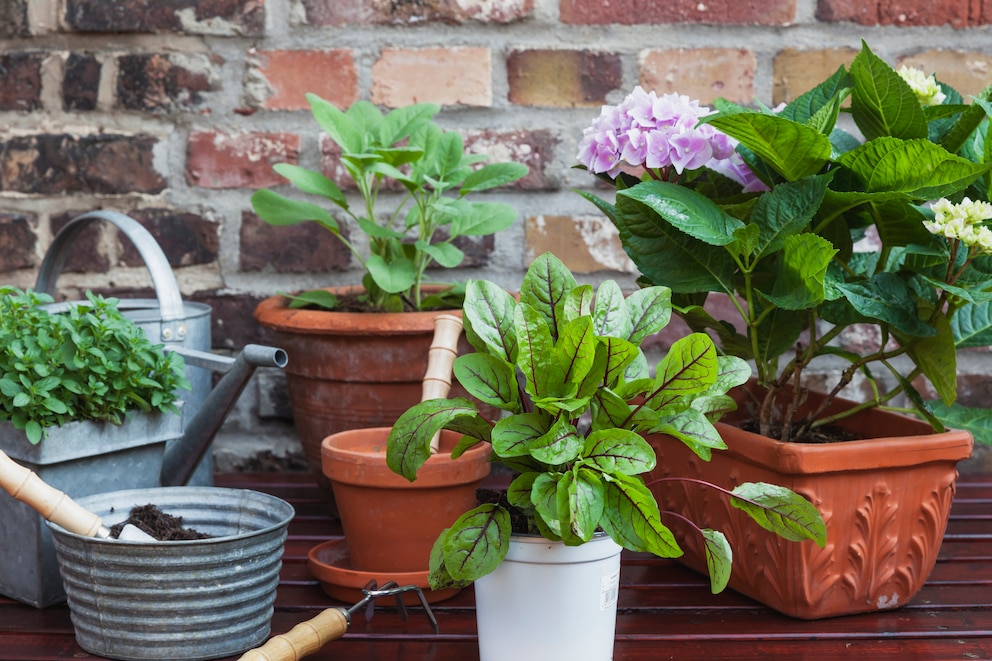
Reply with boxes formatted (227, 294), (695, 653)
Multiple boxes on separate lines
(35, 209), (215, 486)
(48, 487), (294, 661)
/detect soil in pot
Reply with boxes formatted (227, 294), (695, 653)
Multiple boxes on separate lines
(109, 504), (212, 541)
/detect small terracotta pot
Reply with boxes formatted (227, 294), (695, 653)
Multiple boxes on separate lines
(648, 387), (973, 620)
(321, 427), (491, 573)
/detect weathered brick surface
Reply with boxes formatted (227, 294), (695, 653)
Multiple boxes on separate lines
(0, 0), (29, 38)
(186, 132), (300, 189)
(772, 48), (858, 104)
(371, 47), (492, 108)
(117, 53), (219, 113)
(816, 0), (989, 26)
(248, 50), (358, 111)
(0, 53), (43, 112)
(192, 291), (275, 349)
(50, 211), (110, 273)
(507, 50), (622, 107)
(239, 211), (352, 273)
(63, 54), (101, 111)
(899, 50), (992, 97)
(118, 209), (220, 268)
(640, 49), (756, 104)
(300, 0), (533, 26)
(560, 0), (795, 25)
(525, 215), (634, 274)
(0, 134), (165, 194)
(64, 0), (264, 35)
(0, 212), (37, 271)
(464, 130), (559, 191)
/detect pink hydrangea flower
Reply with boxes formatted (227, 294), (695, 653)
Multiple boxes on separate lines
(577, 86), (762, 189)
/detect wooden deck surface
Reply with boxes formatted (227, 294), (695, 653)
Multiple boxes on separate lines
(2, 471), (992, 660)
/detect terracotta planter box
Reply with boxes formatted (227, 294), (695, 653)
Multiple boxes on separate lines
(648, 395), (973, 620)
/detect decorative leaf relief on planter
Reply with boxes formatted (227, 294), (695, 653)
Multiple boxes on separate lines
(843, 483), (901, 607)
(900, 479), (957, 603)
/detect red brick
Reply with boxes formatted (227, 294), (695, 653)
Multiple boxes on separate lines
(560, 0), (795, 24)
(51, 211), (110, 273)
(640, 48), (756, 104)
(64, 53), (101, 111)
(0, 134), (165, 194)
(186, 132), (300, 189)
(463, 130), (559, 191)
(239, 211), (351, 273)
(772, 48), (858, 105)
(249, 50), (358, 111)
(0, 53), (43, 111)
(371, 47), (492, 108)
(0, 212), (37, 270)
(117, 53), (219, 113)
(525, 215), (635, 274)
(119, 209), (220, 268)
(507, 50), (621, 107)
(816, 0), (986, 26)
(0, 0), (28, 38)
(64, 0), (264, 35)
(300, 0), (533, 26)
(191, 291), (276, 349)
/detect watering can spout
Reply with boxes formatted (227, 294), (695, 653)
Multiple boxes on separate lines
(159, 344), (289, 487)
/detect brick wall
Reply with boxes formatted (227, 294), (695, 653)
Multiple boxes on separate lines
(3, 0), (992, 469)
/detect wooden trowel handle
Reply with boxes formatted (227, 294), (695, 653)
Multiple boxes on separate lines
(238, 608), (349, 661)
(0, 449), (106, 537)
(423, 314), (463, 454)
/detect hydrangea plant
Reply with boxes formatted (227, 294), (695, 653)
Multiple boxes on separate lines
(578, 41), (992, 443)
(386, 253), (825, 593)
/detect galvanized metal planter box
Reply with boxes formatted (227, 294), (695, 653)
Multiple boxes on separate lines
(0, 412), (182, 607)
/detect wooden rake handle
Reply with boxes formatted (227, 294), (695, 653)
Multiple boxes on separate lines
(238, 608), (349, 661)
(0, 449), (106, 537)
(422, 314), (463, 453)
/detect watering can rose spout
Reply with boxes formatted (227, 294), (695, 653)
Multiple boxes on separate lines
(159, 344), (289, 487)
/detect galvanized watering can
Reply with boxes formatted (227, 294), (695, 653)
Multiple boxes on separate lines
(0, 210), (288, 607)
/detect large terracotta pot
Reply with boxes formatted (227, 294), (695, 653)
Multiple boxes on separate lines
(648, 388), (973, 620)
(254, 288), (467, 483)
(321, 427), (491, 572)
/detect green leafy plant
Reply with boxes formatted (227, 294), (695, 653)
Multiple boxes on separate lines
(251, 95), (529, 312)
(578, 40), (992, 442)
(386, 253), (825, 592)
(0, 288), (190, 444)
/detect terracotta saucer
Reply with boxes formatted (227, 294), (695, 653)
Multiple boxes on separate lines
(307, 539), (461, 605)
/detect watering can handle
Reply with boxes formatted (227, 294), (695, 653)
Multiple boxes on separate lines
(238, 608), (349, 661)
(423, 314), (463, 454)
(35, 210), (186, 323)
(0, 450), (106, 538)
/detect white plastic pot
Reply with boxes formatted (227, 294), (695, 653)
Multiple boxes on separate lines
(474, 533), (622, 661)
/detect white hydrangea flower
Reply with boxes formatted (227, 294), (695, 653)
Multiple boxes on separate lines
(927, 197), (992, 255)
(897, 65), (947, 107)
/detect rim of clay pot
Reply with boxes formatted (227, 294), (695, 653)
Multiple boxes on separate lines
(321, 427), (491, 489)
(307, 538), (460, 604)
(253, 287), (462, 336)
(715, 420), (973, 474)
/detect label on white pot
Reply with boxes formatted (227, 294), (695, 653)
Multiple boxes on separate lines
(600, 569), (620, 611)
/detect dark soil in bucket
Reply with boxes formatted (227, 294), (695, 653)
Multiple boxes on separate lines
(108, 504), (213, 540)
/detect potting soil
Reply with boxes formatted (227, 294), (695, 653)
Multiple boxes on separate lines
(108, 504), (212, 540)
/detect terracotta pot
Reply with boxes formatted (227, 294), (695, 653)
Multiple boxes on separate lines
(648, 389), (973, 619)
(321, 427), (491, 573)
(254, 288), (469, 483)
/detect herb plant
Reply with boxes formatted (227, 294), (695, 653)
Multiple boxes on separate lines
(578, 41), (992, 442)
(0, 288), (190, 444)
(251, 95), (529, 312)
(386, 253), (825, 592)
